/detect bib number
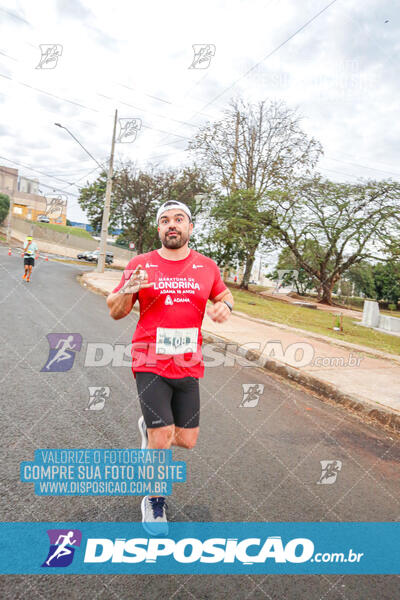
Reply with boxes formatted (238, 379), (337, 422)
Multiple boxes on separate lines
(156, 327), (198, 355)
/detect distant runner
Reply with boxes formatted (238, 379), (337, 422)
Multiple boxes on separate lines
(22, 235), (38, 282)
(106, 200), (234, 533)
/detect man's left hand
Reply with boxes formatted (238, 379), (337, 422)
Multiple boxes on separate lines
(207, 301), (231, 323)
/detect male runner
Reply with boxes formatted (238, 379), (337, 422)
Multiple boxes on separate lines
(22, 235), (38, 282)
(106, 200), (234, 533)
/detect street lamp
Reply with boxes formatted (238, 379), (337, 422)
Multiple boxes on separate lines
(55, 113), (118, 272)
(54, 123), (104, 170)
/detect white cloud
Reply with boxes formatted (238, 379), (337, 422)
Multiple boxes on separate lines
(0, 0), (399, 221)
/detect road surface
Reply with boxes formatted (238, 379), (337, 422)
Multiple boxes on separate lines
(0, 247), (399, 599)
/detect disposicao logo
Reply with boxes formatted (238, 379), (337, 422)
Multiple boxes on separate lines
(41, 333), (82, 372)
(42, 529), (82, 567)
(83, 536), (314, 564)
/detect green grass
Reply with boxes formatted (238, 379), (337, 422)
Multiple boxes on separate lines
(229, 285), (400, 356)
(33, 222), (94, 239)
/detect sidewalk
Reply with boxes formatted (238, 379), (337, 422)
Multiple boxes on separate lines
(81, 270), (400, 433)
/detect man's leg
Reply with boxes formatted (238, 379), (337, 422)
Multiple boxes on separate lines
(170, 376), (200, 449)
(172, 426), (199, 448)
(27, 264), (33, 281)
(23, 260), (28, 279)
(136, 372), (174, 532)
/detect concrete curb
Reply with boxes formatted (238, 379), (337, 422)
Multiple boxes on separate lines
(232, 310), (400, 365)
(202, 330), (400, 434)
(79, 273), (400, 435)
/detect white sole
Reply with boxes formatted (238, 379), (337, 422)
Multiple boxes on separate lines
(141, 496), (168, 535)
(138, 416), (148, 450)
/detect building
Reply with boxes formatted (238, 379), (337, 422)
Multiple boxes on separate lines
(0, 165), (67, 226)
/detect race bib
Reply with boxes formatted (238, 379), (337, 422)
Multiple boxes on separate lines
(156, 327), (198, 355)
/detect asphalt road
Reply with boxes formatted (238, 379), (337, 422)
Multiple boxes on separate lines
(0, 247), (399, 599)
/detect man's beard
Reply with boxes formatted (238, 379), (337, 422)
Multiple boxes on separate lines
(161, 230), (189, 249)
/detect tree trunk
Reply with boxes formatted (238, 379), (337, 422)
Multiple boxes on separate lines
(240, 254), (255, 289)
(319, 280), (335, 305)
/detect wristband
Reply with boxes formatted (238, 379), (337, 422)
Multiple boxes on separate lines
(223, 300), (233, 312)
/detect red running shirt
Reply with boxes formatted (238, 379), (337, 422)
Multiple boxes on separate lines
(112, 249), (227, 379)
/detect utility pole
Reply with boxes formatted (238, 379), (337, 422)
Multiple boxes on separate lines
(97, 109), (118, 273)
(6, 175), (17, 246)
(230, 110), (240, 193)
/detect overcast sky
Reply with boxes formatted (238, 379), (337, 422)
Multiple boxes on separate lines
(0, 0), (399, 222)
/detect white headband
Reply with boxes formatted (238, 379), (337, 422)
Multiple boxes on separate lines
(156, 201), (192, 223)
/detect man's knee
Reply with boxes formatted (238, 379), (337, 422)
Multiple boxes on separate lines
(175, 428), (199, 449)
(148, 424), (174, 448)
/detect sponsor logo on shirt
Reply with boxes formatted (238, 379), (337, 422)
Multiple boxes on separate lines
(165, 295), (173, 306)
(192, 264), (204, 269)
(145, 262), (158, 268)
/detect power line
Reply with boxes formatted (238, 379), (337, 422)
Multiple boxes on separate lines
(198, 0), (339, 114)
(0, 6), (31, 25)
(157, 0), (340, 144)
(0, 72), (192, 142)
(325, 156), (400, 179)
(0, 155), (83, 188)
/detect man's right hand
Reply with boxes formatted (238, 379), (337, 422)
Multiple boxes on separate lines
(119, 264), (154, 294)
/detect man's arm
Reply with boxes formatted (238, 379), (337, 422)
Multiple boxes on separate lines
(207, 288), (234, 323)
(106, 290), (137, 320)
(107, 264), (153, 320)
(210, 289), (234, 305)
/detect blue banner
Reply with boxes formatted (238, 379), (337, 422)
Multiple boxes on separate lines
(0, 522), (398, 574)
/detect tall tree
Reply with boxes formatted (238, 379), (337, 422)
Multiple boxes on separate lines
(189, 98), (322, 287)
(78, 171), (118, 234)
(78, 163), (213, 254)
(267, 176), (400, 304)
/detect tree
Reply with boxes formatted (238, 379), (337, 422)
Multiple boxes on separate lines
(197, 189), (274, 282)
(0, 193), (10, 225)
(268, 242), (321, 295)
(373, 262), (400, 305)
(346, 262), (375, 298)
(267, 176), (400, 305)
(78, 171), (119, 235)
(189, 98), (322, 287)
(78, 163), (213, 255)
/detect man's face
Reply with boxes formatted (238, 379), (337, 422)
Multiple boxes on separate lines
(158, 209), (193, 249)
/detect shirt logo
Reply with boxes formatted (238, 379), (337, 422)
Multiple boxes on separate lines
(165, 295), (173, 306)
(192, 264), (204, 269)
(145, 262), (158, 268)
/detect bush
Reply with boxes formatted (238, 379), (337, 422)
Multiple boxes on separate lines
(388, 304), (398, 312)
(0, 193), (10, 225)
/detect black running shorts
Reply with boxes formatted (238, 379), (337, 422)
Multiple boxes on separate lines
(135, 372), (200, 429)
(24, 257), (35, 266)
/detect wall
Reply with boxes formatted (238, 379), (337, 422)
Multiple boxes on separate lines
(9, 217), (136, 267)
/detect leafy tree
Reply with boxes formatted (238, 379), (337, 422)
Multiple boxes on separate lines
(346, 262), (375, 298)
(267, 176), (400, 304)
(373, 262), (400, 305)
(190, 98), (322, 287)
(0, 193), (10, 225)
(196, 189), (274, 285)
(78, 163), (213, 255)
(268, 242), (321, 295)
(77, 171), (119, 235)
